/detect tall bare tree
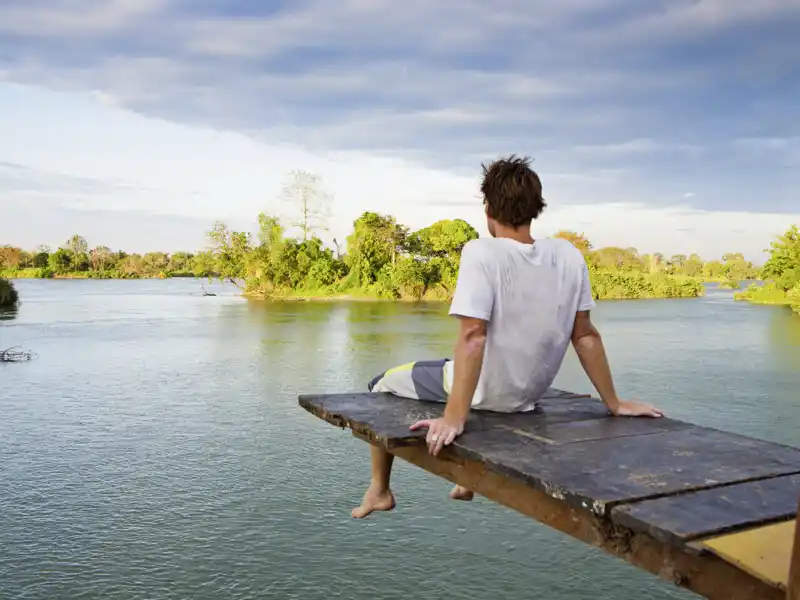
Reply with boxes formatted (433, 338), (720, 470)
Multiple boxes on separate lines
(281, 170), (332, 241)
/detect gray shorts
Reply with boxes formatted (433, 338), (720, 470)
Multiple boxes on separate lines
(368, 358), (450, 402)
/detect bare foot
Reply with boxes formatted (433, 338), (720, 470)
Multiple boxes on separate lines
(449, 485), (474, 501)
(351, 486), (396, 518)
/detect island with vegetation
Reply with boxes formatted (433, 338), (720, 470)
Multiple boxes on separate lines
(0, 277), (18, 309)
(0, 169), (779, 304)
(735, 225), (800, 315)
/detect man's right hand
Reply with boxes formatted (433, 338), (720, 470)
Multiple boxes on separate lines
(611, 399), (664, 418)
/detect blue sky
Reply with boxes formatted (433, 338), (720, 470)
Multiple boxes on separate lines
(0, 0), (798, 261)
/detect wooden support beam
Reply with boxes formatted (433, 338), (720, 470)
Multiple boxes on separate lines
(356, 433), (784, 600)
(789, 497), (800, 600)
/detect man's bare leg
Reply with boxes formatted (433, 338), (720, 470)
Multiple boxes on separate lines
(351, 445), (397, 518)
(449, 485), (474, 501)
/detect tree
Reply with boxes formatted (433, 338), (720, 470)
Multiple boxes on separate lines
(32, 251), (49, 268)
(167, 252), (193, 273)
(722, 252), (745, 263)
(553, 231), (591, 254)
(257, 213), (285, 251)
(208, 221), (252, 288)
(408, 219), (478, 259)
(118, 254), (144, 277)
(64, 235), (89, 256)
(760, 225), (800, 291)
(48, 248), (74, 274)
(142, 252), (170, 275)
(90, 246), (114, 271)
(345, 212), (406, 287)
(191, 251), (216, 278)
(281, 170), (332, 241)
(593, 246), (643, 271)
(0, 246), (22, 270)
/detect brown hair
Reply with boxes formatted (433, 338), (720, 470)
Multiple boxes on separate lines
(480, 155), (546, 226)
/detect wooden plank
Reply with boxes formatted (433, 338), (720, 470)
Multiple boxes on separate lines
(461, 427), (800, 515)
(381, 440), (784, 600)
(789, 498), (800, 600)
(300, 393), (800, 515)
(611, 475), (800, 545)
(695, 519), (796, 591)
(299, 391), (612, 448)
(300, 391), (686, 446)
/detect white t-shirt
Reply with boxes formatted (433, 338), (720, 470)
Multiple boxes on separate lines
(445, 236), (595, 413)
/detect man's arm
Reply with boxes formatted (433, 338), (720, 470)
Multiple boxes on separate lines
(571, 310), (663, 417)
(571, 310), (620, 413)
(443, 316), (487, 424)
(409, 240), (493, 454)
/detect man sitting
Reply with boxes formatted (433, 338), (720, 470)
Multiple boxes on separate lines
(352, 155), (663, 519)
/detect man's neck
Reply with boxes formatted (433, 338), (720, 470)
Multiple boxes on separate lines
(494, 225), (535, 245)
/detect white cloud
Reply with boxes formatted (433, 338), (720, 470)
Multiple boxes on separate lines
(0, 0), (167, 37)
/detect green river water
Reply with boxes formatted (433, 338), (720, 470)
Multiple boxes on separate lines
(1, 279), (798, 600)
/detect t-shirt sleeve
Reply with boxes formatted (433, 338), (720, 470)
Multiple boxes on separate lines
(578, 260), (596, 312)
(448, 241), (494, 321)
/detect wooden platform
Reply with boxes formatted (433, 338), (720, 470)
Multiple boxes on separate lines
(299, 388), (800, 600)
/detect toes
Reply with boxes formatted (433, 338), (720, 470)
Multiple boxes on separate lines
(351, 507), (370, 519)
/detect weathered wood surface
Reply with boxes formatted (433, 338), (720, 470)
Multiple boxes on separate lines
(612, 474), (800, 545)
(299, 389), (800, 599)
(789, 499), (800, 600)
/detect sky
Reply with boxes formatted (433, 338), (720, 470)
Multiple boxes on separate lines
(0, 0), (798, 262)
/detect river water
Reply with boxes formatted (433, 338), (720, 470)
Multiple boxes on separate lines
(1, 279), (798, 600)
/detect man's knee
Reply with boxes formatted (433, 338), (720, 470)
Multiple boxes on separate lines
(367, 371), (384, 392)
(367, 359), (449, 402)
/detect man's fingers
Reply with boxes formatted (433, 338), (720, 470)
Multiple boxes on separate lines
(430, 428), (459, 456)
(426, 426), (440, 453)
(426, 425), (441, 455)
(409, 419), (431, 431)
(432, 435), (446, 456)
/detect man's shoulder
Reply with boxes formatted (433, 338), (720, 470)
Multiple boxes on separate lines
(460, 237), (496, 261)
(543, 237), (585, 262)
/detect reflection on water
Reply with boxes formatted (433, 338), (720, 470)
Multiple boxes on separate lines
(0, 279), (797, 600)
(769, 304), (800, 361)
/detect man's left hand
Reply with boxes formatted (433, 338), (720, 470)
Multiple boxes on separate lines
(409, 417), (465, 456)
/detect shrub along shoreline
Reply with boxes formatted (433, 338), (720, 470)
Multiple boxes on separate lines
(734, 225), (800, 316)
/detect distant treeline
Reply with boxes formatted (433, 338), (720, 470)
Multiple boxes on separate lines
(0, 237), (217, 280)
(0, 170), (794, 306)
(0, 214), (769, 302)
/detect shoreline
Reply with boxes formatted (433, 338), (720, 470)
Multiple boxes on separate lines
(5, 274), (717, 303)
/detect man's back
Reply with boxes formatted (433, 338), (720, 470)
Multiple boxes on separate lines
(447, 236), (595, 412)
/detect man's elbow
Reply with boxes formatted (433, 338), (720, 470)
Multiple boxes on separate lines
(458, 320), (487, 355)
(464, 331), (487, 355)
(572, 324), (601, 349)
